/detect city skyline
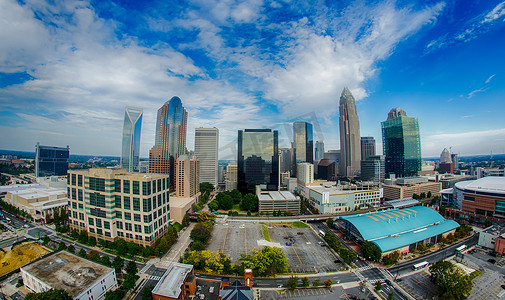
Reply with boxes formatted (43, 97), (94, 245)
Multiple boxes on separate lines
(1, 0), (505, 159)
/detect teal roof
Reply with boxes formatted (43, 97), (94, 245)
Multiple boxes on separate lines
(340, 206), (459, 252)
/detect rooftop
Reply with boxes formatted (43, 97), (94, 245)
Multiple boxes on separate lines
(340, 206), (459, 252)
(258, 191), (297, 201)
(455, 176), (505, 195)
(309, 185), (379, 195)
(482, 226), (505, 236)
(21, 251), (114, 298)
(152, 263), (193, 299)
(6, 186), (66, 199)
(383, 198), (419, 208)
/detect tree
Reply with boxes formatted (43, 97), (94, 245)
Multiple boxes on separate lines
(429, 260), (472, 299)
(24, 289), (72, 300)
(87, 250), (100, 262)
(78, 249), (87, 258)
(375, 281), (382, 291)
(58, 242), (66, 251)
(361, 241), (381, 262)
(122, 273), (137, 290)
(126, 260), (138, 275)
(112, 256), (125, 273)
(200, 182), (214, 194)
(191, 240), (205, 251)
(302, 277), (310, 287)
(127, 241), (139, 257)
(16, 278), (23, 287)
(287, 276), (298, 290)
(42, 235), (50, 245)
(197, 211), (211, 223)
(78, 230), (88, 244)
(326, 218), (334, 228)
(387, 293), (394, 300)
(339, 248), (356, 266)
(312, 278), (321, 286)
(116, 239), (127, 255)
(208, 200), (219, 211)
(230, 189), (242, 204)
(218, 194), (234, 210)
(45, 213), (52, 224)
(70, 229), (79, 240)
(100, 255), (111, 266)
(87, 236), (97, 246)
(420, 192), (426, 199)
(142, 285), (155, 300)
(98, 239), (107, 248)
(105, 289), (125, 300)
(427, 191), (432, 198)
(412, 193), (420, 200)
(239, 246), (289, 277)
(190, 222), (213, 244)
(324, 278), (332, 288)
(182, 213), (190, 227)
(240, 194), (258, 212)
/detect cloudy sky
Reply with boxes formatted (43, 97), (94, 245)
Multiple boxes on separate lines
(1, 0), (505, 160)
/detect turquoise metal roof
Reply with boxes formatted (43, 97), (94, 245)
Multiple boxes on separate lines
(340, 206), (460, 252)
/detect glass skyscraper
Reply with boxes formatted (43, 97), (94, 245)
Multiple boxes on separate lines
(35, 142), (69, 177)
(315, 141), (325, 161)
(339, 87), (361, 177)
(238, 129), (279, 194)
(381, 108), (421, 177)
(120, 107), (143, 172)
(292, 121), (313, 176)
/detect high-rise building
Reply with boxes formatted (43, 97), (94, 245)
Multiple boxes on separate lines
(292, 122), (313, 176)
(35, 142), (69, 177)
(339, 87), (361, 177)
(315, 141), (325, 161)
(360, 137), (376, 161)
(440, 148), (452, 163)
(149, 97), (188, 190)
(120, 107), (143, 172)
(296, 163), (314, 185)
(225, 161), (238, 191)
(361, 155), (385, 183)
(218, 165), (225, 183)
(381, 108), (421, 178)
(279, 148), (292, 174)
(67, 168), (170, 247)
(451, 153), (459, 170)
(194, 128), (219, 186)
(175, 154), (200, 198)
(238, 129), (279, 194)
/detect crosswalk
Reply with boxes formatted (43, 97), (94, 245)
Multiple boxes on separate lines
(148, 275), (161, 280)
(358, 265), (374, 271)
(140, 263), (152, 273)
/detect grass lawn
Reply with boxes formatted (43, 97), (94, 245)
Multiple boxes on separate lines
(232, 204), (240, 210)
(291, 221), (309, 228)
(261, 224), (270, 242)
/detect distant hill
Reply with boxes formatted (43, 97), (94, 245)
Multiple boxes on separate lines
(0, 149), (120, 163)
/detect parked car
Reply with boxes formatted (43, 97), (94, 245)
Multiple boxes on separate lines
(501, 285), (505, 290)
(297, 232), (303, 235)
(286, 242), (292, 246)
(488, 258), (496, 264)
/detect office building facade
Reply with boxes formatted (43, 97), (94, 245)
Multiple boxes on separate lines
(315, 141), (325, 161)
(225, 161), (238, 191)
(238, 129), (279, 194)
(292, 122), (313, 176)
(35, 143), (69, 177)
(194, 128), (219, 186)
(360, 137), (376, 161)
(175, 154), (200, 198)
(149, 97), (188, 189)
(381, 108), (421, 178)
(296, 163), (314, 185)
(339, 88), (361, 177)
(67, 168), (170, 247)
(279, 148), (292, 174)
(361, 155), (385, 183)
(120, 107), (143, 172)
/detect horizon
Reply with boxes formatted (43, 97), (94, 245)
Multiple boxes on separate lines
(1, 0), (505, 159)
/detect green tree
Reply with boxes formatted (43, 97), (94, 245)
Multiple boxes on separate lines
(208, 200), (219, 211)
(16, 278), (23, 287)
(326, 217), (334, 228)
(191, 240), (205, 251)
(78, 248), (87, 258)
(87, 236), (97, 246)
(42, 235), (50, 245)
(87, 250), (100, 262)
(126, 260), (138, 275)
(302, 277), (310, 287)
(190, 222), (213, 244)
(197, 211), (211, 223)
(420, 192), (426, 199)
(112, 256), (125, 273)
(287, 276), (298, 290)
(361, 241), (382, 262)
(141, 285), (155, 300)
(116, 239), (127, 255)
(127, 241), (139, 256)
(105, 289), (125, 300)
(24, 289), (72, 300)
(100, 255), (111, 266)
(388, 293), (394, 300)
(339, 248), (356, 266)
(58, 242), (66, 251)
(375, 281), (382, 291)
(239, 246), (289, 277)
(312, 278), (321, 286)
(218, 194), (234, 210)
(427, 191), (432, 198)
(122, 273), (137, 290)
(324, 278), (332, 288)
(200, 182), (214, 194)
(70, 229), (79, 240)
(182, 213), (190, 227)
(429, 260), (472, 299)
(240, 193), (258, 212)
(98, 239), (107, 248)
(230, 189), (242, 204)
(78, 230), (88, 244)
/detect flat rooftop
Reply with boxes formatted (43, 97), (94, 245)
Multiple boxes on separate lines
(309, 185), (379, 195)
(21, 251), (114, 298)
(258, 191), (297, 201)
(152, 263), (193, 298)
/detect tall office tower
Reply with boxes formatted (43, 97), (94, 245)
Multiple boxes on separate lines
(292, 121), (314, 176)
(360, 137), (376, 161)
(381, 108), (421, 178)
(296, 163), (314, 185)
(149, 97), (188, 190)
(361, 155), (385, 183)
(175, 154), (200, 198)
(225, 161), (238, 191)
(339, 87), (361, 177)
(315, 141), (325, 161)
(218, 165), (225, 183)
(279, 148), (292, 173)
(35, 142), (69, 177)
(440, 148), (451, 163)
(67, 168), (170, 247)
(120, 107), (143, 172)
(238, 129), (279, 194)
(194, 128), (219, 186)
(451, 153), (459, 170)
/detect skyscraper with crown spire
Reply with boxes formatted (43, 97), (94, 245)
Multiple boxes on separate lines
(338, 87), (361, 177)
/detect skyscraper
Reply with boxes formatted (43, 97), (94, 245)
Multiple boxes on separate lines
(360, 137), (376, 161)
(175, 154), (200, 198)
(225, 161), (238, 191)
(315, 141), (325, 161)
(120, 107), (143, 172)
(149, 97), (188, 190)
(279, 148), (292, 173)
(238, 129), (279, 194)
(339, 87), (361, 177)
(194, 128), (219, 186)
(361, 155), (385, 183)
(381, 108), (421, 178)
(35, 142), (69, 177)
(292, 121), (313, 176)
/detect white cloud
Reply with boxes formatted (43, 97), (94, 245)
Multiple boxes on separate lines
(423, 128), (505, 156)
(485, 74), (496, 84)
(482, 1), (505, 23)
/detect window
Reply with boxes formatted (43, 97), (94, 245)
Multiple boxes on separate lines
(123, 180), (130, 193)
(158, 195), (161, 207)
(117, 231), (124, 237)
(79, 213), (84, 220)
(134, 214), (141, 222)
(78, 175), (83, 187)
(464, 195), (475, 201)
(72, 174), (76, 186)
(89, 177), (106, 192)
(114, 195), (121, 208)
(124, 212), (131, 220)
(97, 228), (102, 235)
(134, 224), (142, 233)
(133, 181), (140, 195)
(105, 232), (111, 237)
(143, 214), (152, 223)
(116, 211), (122, 219)
(78, 190), (83, 201)
(142, 181), (151, 196)
(78, 203), (83, 210)
(163, 178), (166, 190)
(152, 197), (157, 209)
(135, 235), (142, 241)
(158, 179), (162, 192)
(90, 193), (106, 208)
(143, 198), (152, 212)
(123, 197), (131, 210)
(116, 221), (123, 229)
(104, 221), (110, 229)
(90, 208), (107, 218)
(72, 188), (76, 200)
(152, 180), (156, 193)
(144, 225), (152, 234)
(96, 218), (102, 228)
(114, 179), (121, 192)
(125, 223), (132, 231)
(89, 228), (95, 233)
(89, 218), (94, 226)
(133, 198), (140, 211)
(72, 202), (77, 209)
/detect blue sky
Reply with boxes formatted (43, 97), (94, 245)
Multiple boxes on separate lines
(1, 0), (505, 160)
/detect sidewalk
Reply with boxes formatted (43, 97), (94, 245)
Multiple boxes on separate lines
(152, 222), (195, 268)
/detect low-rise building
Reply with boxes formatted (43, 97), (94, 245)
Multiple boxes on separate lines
(21, 251), (117, 300)
(478, 226), (505, 250)
(382, 177), (441, 200)
(152, 263), (196, 300)
(257, 190), (300, 215)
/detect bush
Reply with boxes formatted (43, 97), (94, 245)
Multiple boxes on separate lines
(302, 277), (310, 287)
(313, 278), (321, 286)
(16, 278), (23, 287)
(324, 278), (332, 287)
(287, 276), (298, 290)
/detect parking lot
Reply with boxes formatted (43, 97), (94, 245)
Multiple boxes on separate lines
(207, 221), (263, 263)
(261, 285), (375, 300)
(267, 224), (344, 273)
(396, 270), (437, 300)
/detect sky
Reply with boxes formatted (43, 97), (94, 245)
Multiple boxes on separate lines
(1, 0), (505, 160)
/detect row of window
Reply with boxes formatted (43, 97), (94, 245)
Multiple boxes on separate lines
(113, 193), (168, 212)
(68, 173), (83, 187)
(114, 178), (169, 195)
